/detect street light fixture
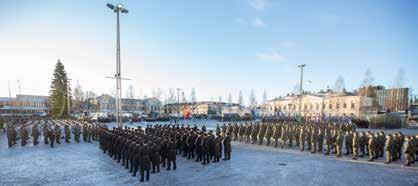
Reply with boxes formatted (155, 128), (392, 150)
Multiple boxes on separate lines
(107, 3), (128, 128)
(297, 64), (306, 119)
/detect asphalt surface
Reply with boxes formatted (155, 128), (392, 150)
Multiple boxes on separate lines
(1, 121), (417, 186)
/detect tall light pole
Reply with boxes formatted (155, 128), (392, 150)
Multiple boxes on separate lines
(67, 79), (72, 118)
(297, 64), (306, 117)
(107, 3), (128, 128)
(177, 88), (181, 120)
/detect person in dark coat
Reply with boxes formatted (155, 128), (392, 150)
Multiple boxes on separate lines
(223, 133), (232, 160)
(140, 143), (151, 182)
(167, 138), (177, 170)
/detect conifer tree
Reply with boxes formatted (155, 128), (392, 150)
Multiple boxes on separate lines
(50, 59), (71, 118)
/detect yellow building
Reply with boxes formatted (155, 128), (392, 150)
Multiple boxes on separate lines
(266, 92), (372, 118)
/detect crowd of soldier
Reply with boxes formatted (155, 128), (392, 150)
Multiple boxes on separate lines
(216, 121), (418, 166)
(98, 124), (232, 183)
(6, 120), (102, 148)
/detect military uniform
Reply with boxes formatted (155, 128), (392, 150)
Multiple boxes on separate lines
(49, 128), (56, 148)
(352, 132), (359, 160)
(384, 134), (393, 164)
(223, 133), (232, 160)
(43, 124), (49, 145)
(32, 124), (40, 145)
(368, 134), (377, 161)
(20, 125), (29, 146)
(167, 139), (176, 170)
(65, 125), (71, 143)
(55, 125), (61, 144)
(140, 144), (151, 182)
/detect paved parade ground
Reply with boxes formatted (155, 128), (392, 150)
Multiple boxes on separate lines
(1, 121), (418, 186)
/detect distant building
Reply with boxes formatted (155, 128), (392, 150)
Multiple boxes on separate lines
(0, 94), (50, 116)
(358, 86), (409, 113)
(375, 87), (409, 113)
(163, 101), (241, 117)
(265, 91), (373, 119)
(94, 94), (162, 116)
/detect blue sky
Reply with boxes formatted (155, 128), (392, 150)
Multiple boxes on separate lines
(0, 0), (417, 104)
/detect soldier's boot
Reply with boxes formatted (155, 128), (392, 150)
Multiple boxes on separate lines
(324, 148), (329, 155)
(152, 165), (156, 173)
(140, 170), (145, 182)
(404, 154), (411, 166)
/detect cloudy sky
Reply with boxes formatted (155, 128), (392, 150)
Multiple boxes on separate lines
(0, 0), (417, 105)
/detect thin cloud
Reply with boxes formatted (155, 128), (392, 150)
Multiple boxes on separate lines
(236, 16), (266, 28)
(252, 16), (266, 27)
(250, 0), (268, 11)
(256, 50), (284, 63)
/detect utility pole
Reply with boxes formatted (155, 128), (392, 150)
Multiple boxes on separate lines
(297, 64), (306, 117)
(177, 88), (181, 120)
(67, 79), (72, 118)
(107, 3), (128, 128)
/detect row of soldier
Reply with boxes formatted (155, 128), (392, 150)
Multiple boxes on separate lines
(98, 124), (232, 183)
(6, 120), (102, 148)
(216, 121), (418, 166)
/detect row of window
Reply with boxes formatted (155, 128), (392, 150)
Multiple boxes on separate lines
(0, 101), (49, 108)
(279, 102), (356, 111)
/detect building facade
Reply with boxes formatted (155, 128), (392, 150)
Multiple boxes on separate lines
(376, 87), (409, 113)
(94, 94), (162, 115)
(265, 92), (372, 119)
(0, 94), (50, 116)
(163, 101), (241, 117)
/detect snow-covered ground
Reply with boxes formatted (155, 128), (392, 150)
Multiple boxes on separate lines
(1, 121), (417, 186)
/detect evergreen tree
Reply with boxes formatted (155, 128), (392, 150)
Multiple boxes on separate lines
(49, 59), (71, 118)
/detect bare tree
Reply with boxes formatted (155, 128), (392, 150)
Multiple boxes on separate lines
(249, 89), (257, 106)
(151, 88), (156, 98)
(333, 75), (346, 92)
(262, 89), (268, 103)
(181, 91), (187, 103)
(291, 83), (299, 95)
(228, 93), (233, 104)
(126, 84), (135, 99)
(218, 96), (223, 102)
(85, 90), (97, 99)
(190, 88), (197, 103)
(73, 83), (84, 102)
(393, 68), (406, 88)
(155, 88), (163, 100)
(168, 88), (175, 104)
(238, 90), (243, 106)
(361, 68), (374, 87)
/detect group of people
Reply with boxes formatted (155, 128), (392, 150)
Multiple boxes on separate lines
(98, 123), (232, 183)
(216, 120), (418, 166)
(5, 119), (102, 148)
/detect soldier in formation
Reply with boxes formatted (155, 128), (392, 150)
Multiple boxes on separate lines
(5, 119), (101, 149)
(99, 123), (232, 183)
(229, 119), (418, 167)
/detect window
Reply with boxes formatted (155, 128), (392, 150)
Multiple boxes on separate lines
(284, 106), (287, 110)
(304, 104), (307, 109)
(351, 103), (355, 109)
(316, 103), (319, 110)
(310, 104), (313, 110)
(329, 104), (333, 109)
(343, 103), (347, 108)
(322, 104), (326, 109)
(336, 103), (340, 109)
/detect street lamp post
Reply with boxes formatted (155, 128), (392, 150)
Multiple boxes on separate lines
(67, 79), (72, 118)
(107, 3), (128, 128)
(177, 88), (181, 121)
(297, 64), (306, 118)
